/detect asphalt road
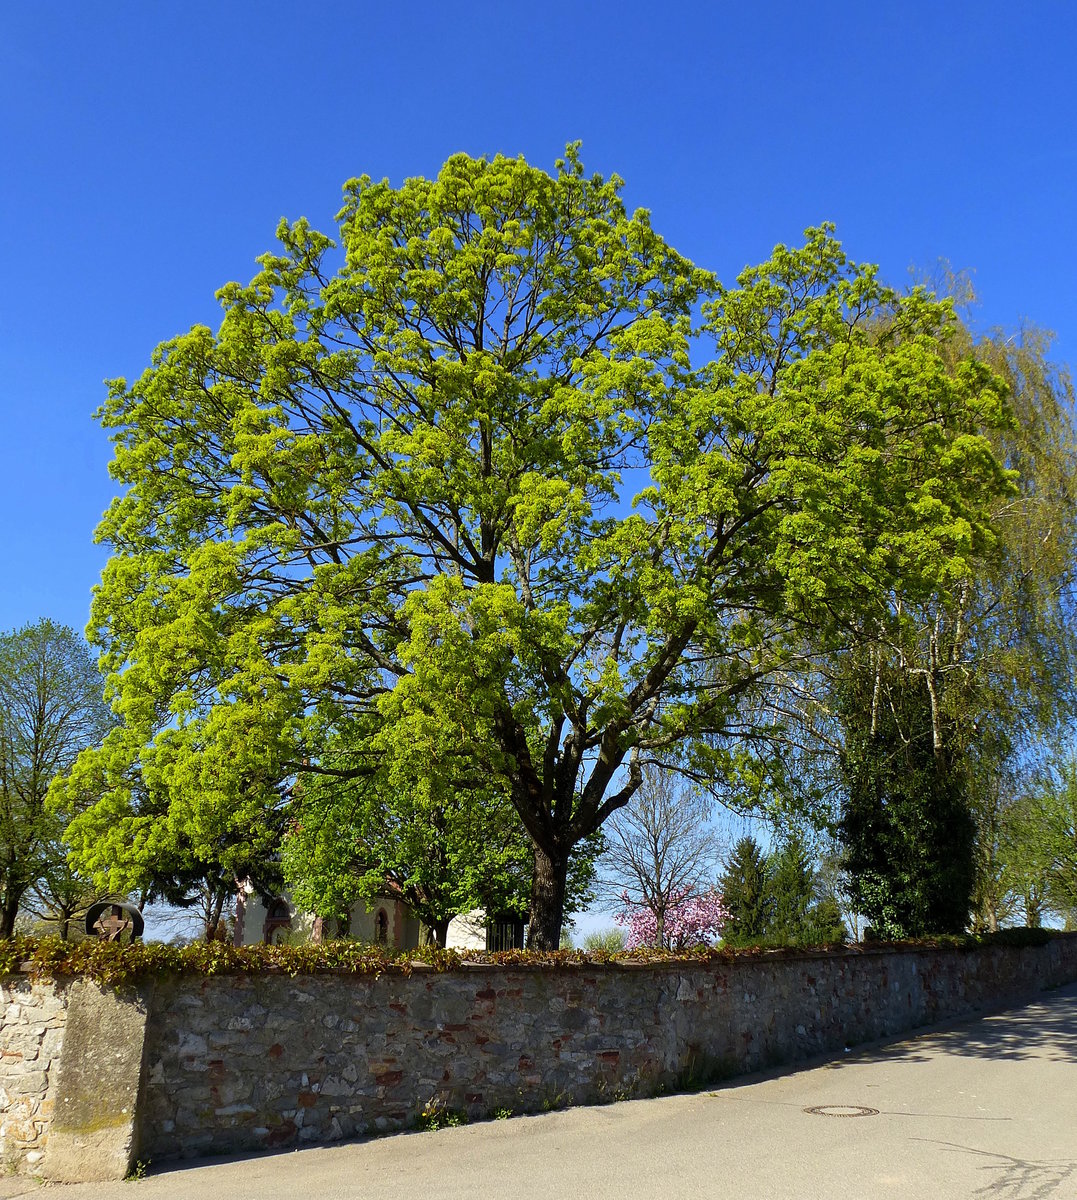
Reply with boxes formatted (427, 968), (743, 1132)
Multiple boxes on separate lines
(8, 981), (1076, 1200)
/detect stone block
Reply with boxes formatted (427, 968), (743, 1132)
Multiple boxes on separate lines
(4, 1071), (47, 1094)
(41, 980), (151, 1184)
(214, 1104), (256, 1118)
(176, 1031), (208, 1059)
(39, 1028), (63, 1060)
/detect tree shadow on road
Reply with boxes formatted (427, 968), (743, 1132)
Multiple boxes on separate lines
(913, 1138), (1077, 1199)
(837, 985), (1077, 1066)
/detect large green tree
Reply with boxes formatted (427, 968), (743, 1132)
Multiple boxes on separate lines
(959, 324), (1077, 926)
(56, 698), (287, 927)
(55, 149), (1013, 947)
(838, 318), (1077, 937)
(766, 833), (845, 945)
(0, 621), (114, 937)
(756, 300), (1077, 938)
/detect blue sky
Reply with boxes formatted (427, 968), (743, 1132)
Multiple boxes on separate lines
(1, 1), (1075, 638)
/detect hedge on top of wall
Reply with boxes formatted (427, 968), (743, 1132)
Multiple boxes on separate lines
(0, 928), (1063, 987)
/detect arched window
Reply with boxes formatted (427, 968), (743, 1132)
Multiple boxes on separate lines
(375, 909), (389, 945)
(263, 898), (293, 945)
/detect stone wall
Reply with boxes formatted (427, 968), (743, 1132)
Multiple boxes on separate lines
(138, 936), (1077, 1161)
(0, 977), (67, 1173)
(2, 934), (1077, 1179)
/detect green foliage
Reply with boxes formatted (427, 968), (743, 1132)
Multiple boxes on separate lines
(282, 720), (600, 945)
(282, 727), (534, 945)
(58, 145), (1016, 950)
(757, 298), (1077, 943)
(4, 926), (1063, 988)
(581, 927), (627, 954)
(838, 664), (976, 937)
(766, 834), (847, 946)
(720, 834), (845, 948)
(125, 1159), (149, 1182)
(993, 785), (1055, 927)
(53, 715), (287, 918)
(767, 836), (815, 941)
(0, 933), (459, 985)
(0, 622), (115, 937)
(1011, 755), (1077, 919)
(952, 322), (1077, 933)
(719, 837), (772, 945)
(858, 315), (1074, 938)
(978, 925), (1054, 948)
(416, 1100), (467, 1131)
(955, 324), (1077, 745)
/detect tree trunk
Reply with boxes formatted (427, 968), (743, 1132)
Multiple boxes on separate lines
(526, 845), (570, 950)
(204, 888), (227, 941)
(0, 894), (20, 939)
(419, 919), (451, 948)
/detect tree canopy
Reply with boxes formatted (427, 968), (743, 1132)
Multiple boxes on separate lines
(55, 148), (1017, 947)
(838, 664), (978, 937)
(1013, 755), (1077, 922)
(746, 300), (1077, 938)
(0, 621), (114, 937)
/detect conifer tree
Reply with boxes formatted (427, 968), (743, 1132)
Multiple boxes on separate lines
(720, 837), (772, 946)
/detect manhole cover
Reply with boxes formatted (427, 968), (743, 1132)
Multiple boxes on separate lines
(804, 1105), (879, 1118)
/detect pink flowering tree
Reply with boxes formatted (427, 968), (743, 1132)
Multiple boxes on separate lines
(614, 887), (729, 950)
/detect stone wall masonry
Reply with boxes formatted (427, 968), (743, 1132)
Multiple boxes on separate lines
(0, 976), (68, 1174)
(138, 935), (1077, 1163)
(2, 934), (1076, 1179)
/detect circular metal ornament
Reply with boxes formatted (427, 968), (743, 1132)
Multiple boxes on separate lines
(85, 901), (145, 941)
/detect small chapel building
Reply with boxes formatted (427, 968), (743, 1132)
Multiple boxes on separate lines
(233, 885), (525, 951)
